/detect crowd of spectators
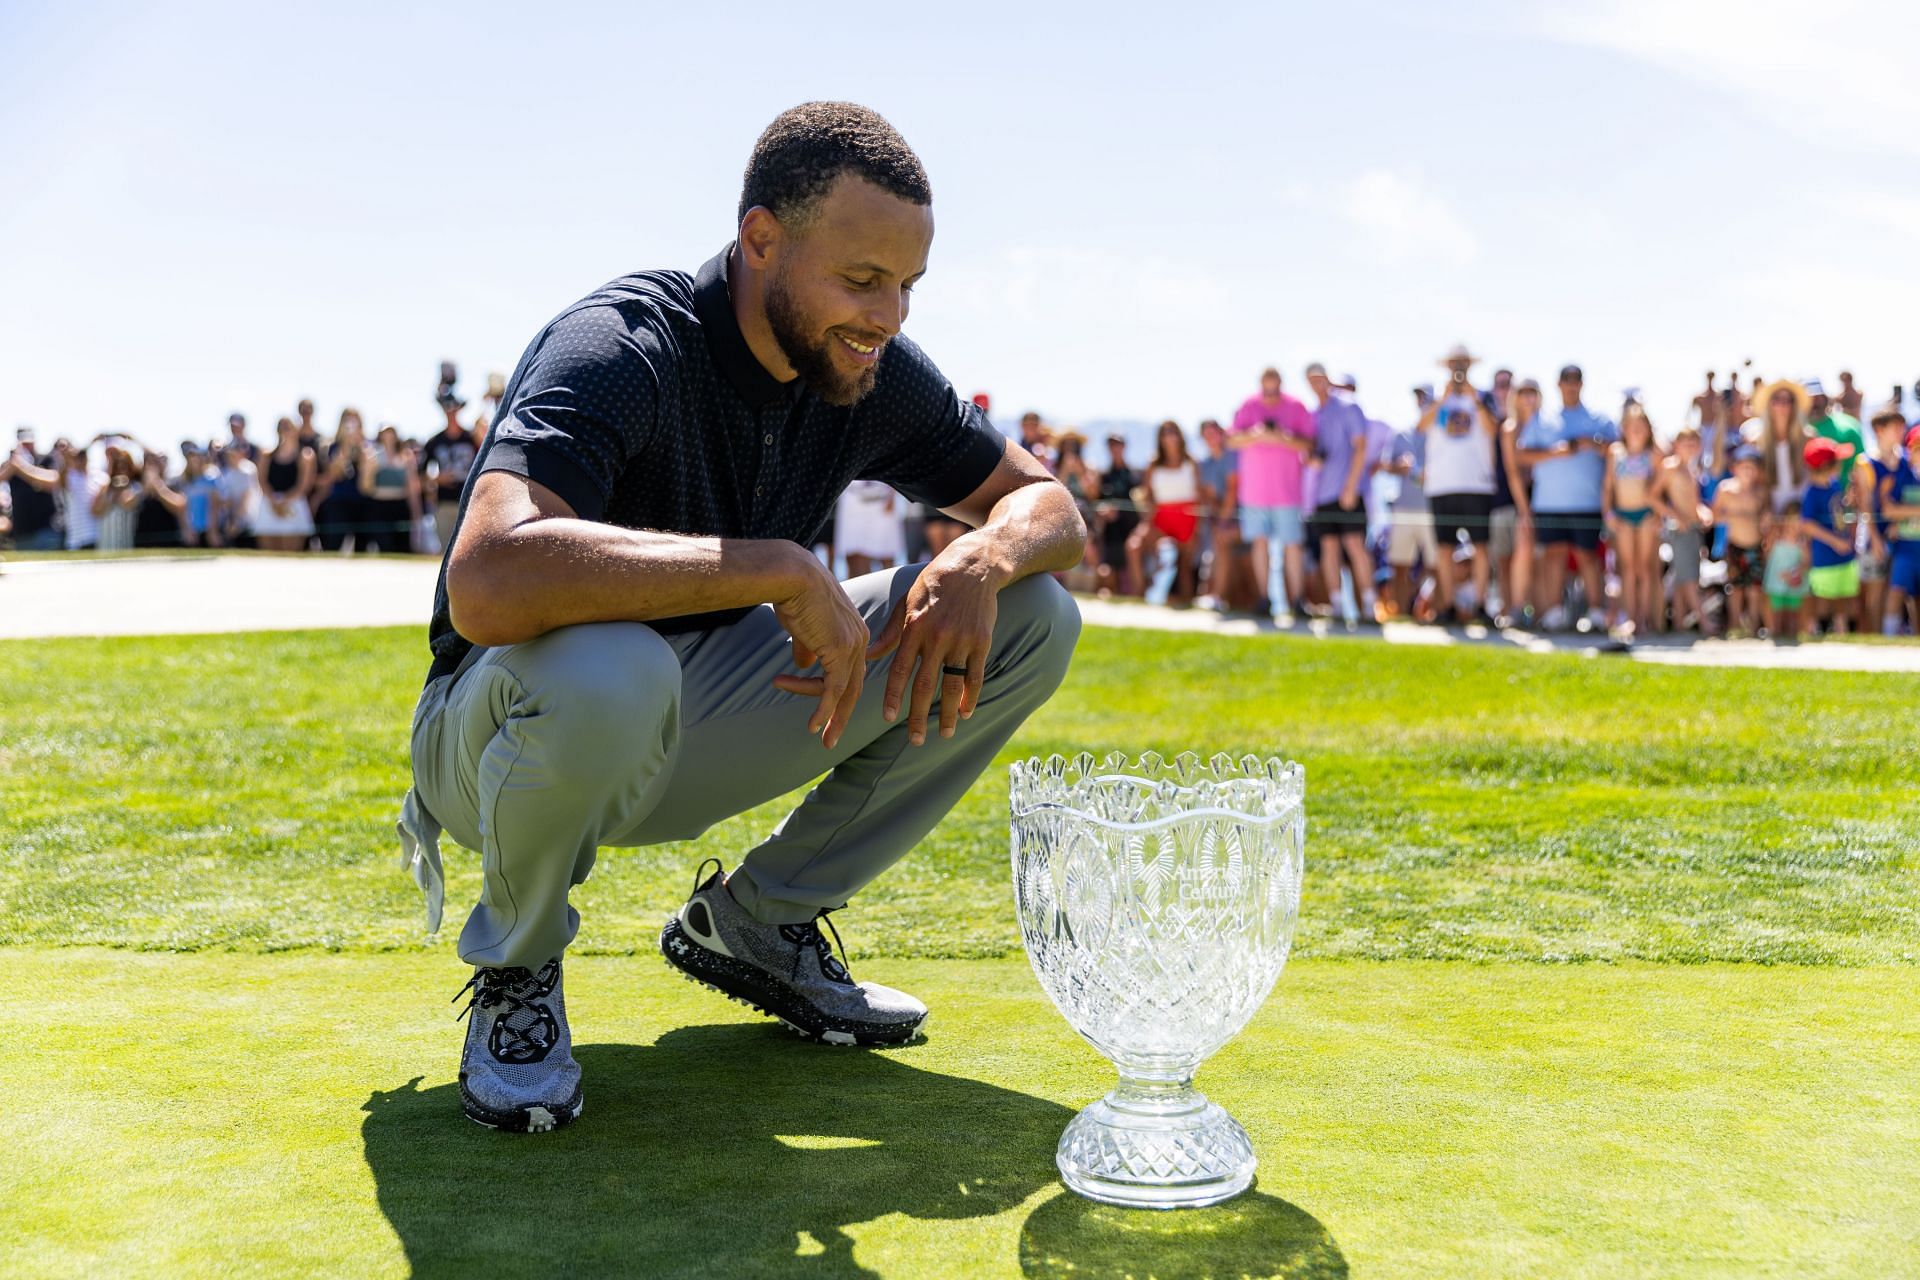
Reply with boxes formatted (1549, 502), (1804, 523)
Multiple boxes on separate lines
(1026, 353), (1920, 641)
(0, 363), (498, 557)
(10, 353), (1920, 643)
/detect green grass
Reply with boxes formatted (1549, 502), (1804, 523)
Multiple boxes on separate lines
(3, 626), (1916, 963)
(9, 950), (1916, 1280)
(9, 623), (1920, 1276)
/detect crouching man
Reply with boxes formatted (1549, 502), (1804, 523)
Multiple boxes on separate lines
(397, 102), (1085, 1132)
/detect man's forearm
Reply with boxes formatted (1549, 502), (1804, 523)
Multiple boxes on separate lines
(448, 519), (812, 647)
(941, 481), (1086, 590)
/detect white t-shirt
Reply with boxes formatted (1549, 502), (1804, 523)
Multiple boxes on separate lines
(1147, 463), (1199, 504)
(1423, 396), (1496, 497)
(63, 468), (104, 549)
(217, 459), (258, 527)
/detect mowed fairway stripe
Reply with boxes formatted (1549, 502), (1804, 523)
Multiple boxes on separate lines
(11, 949), (1918, 1279)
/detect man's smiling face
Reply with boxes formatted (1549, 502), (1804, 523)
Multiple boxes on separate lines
(763, 175), (932, 407)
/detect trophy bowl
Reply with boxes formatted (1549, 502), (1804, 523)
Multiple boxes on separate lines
(1009, 750), (1305, 1209)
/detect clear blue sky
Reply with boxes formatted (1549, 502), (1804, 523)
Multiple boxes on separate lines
(3, 0), (1916, 455)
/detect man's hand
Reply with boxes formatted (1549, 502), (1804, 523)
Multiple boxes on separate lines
(870, 554), (999, 746)
(769, 555), (872, 750)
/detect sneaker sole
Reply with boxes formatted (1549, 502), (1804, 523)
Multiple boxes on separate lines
(460, 1080), (583, 1134)
(659, 917), (926, 1047)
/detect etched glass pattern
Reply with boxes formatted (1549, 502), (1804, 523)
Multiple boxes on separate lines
(1010, 750), (1305, 1208)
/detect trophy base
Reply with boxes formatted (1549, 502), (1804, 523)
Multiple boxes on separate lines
(1056, 1080), (1256, 1209)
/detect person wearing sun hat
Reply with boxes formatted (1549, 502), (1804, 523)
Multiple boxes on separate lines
(1742, 377), (1810, 512)
(1799, 435), (1861, 632)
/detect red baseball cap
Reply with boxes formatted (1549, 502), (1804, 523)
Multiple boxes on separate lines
(1803, 437), (1841, 470)
(1907, 423), (1920, 454)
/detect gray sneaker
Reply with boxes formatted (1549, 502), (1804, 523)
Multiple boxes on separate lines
(659, 860), (928, 1046)
(454, 958), (583, 1133)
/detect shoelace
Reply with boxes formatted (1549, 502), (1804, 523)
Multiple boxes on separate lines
(779, 910), (854, 986)
(453, 959), (560, 1056)
(688, 856), (854, 986)
(689, 855), (723, 900)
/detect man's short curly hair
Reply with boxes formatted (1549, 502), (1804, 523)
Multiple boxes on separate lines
(738, 102), (931, 228)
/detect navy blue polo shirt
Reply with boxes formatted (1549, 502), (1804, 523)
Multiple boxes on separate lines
(425, 245), (1008, 683)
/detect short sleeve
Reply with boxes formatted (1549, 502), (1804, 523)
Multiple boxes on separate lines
(479, 305), (659, 521)
(1800, 486), (1821, 522)
(857, 335), (1007, 508)
(1290, 401), (1317, 439)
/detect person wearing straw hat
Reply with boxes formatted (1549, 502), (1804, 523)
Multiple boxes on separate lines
(1741, 377), (1810, 513)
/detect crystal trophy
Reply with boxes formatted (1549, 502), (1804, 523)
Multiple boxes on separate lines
(1009, 750), (1305, 1208)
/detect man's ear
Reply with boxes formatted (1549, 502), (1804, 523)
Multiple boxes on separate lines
(738, 206), (783, 270)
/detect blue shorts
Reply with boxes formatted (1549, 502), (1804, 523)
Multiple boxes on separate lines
(1890, 545), (1920, 596)
(1239, 504), (1304, 546)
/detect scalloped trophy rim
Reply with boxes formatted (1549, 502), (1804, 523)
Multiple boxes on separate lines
(1008, 750), (1305, 834)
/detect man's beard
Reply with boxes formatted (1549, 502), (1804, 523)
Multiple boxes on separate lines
(765, 264), (879, 408)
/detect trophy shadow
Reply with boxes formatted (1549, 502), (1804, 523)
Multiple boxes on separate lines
(360, 1024), (1076, 1279)
(1019, 1184), (1349, 1280)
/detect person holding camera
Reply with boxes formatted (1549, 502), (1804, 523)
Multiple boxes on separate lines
(1227, 366), (1314, 618)
(1418, 346), (1501, 624)
(92, 443), (145, 551)
(131, 447), (186, 547)
(0, 428), (65, 550)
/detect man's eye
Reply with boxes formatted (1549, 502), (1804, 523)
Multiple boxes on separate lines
(845, 277), (874, 289)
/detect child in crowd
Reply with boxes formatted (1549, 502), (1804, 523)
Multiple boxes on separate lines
(1657, 427), (1715, 631)
(1763, 501), (1808, 641)
(1878, 423), (1920, 637)
(1604, 403), (1662, 634)
(1712, 447), (1769, 637)
(1862, 410), (1907, 630)
(1799, 437), (1859, 633)
(181, 447), (224, 548)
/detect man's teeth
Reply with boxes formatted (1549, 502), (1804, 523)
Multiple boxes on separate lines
(840, 335), (877, 354)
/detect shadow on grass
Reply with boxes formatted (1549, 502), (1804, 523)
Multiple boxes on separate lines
(1019, 1187), (1348, 1279)
(363, 1024), (1073, 1278)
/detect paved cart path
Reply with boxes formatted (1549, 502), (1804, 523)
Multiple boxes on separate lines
(7, 552), (1919, 672)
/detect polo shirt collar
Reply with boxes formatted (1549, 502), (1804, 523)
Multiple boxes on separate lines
(695, 244), (795, 409)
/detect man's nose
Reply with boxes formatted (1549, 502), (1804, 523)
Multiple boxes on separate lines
(864, 287), (906, 338)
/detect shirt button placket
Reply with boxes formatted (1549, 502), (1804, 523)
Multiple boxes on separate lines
(754, 419), (775, 506)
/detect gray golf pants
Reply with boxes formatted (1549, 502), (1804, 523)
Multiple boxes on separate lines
(398, 563), (1081, 970)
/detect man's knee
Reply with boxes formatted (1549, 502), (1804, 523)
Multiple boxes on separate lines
(499, 621), (682, 762)
(998, 573), (1082, 673)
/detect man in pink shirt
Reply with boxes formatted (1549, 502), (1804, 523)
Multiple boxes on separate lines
(1228, 366), (1316, 617)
